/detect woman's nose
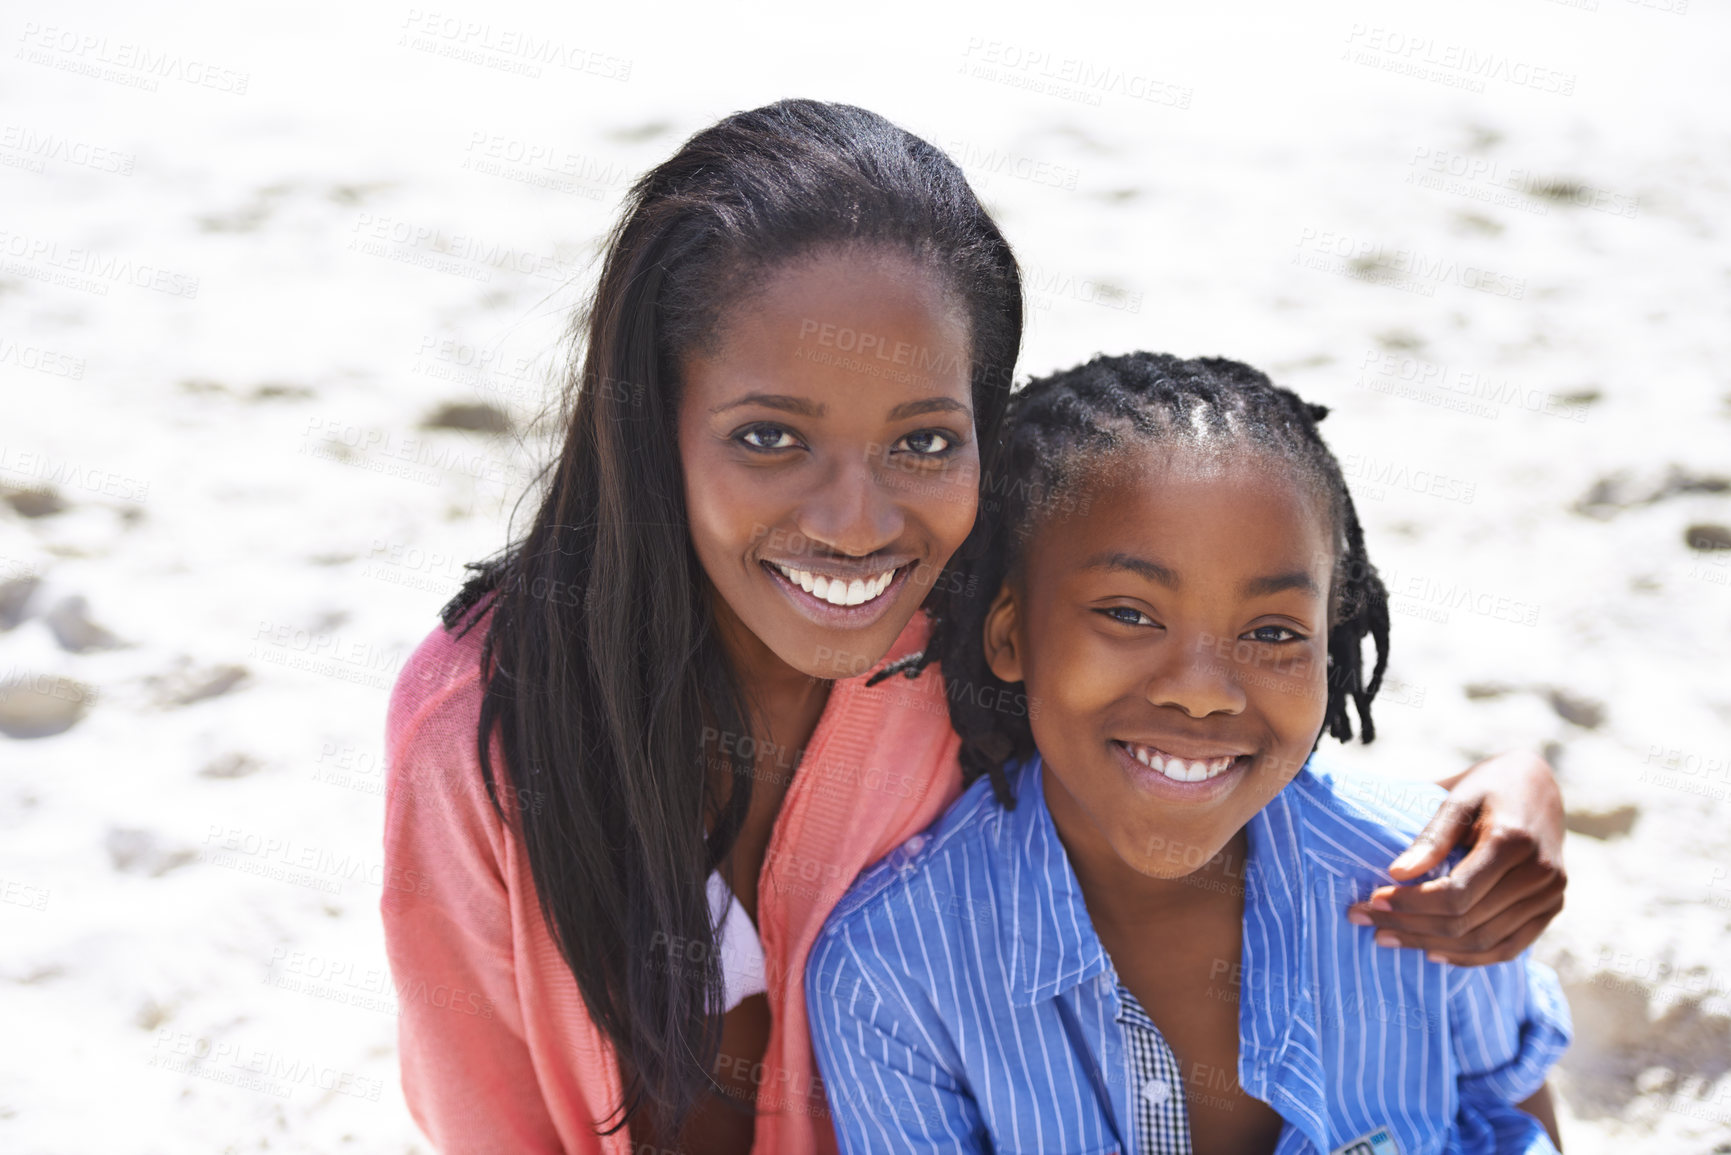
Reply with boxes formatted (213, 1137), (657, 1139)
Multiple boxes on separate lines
(793, 449), (905, 556)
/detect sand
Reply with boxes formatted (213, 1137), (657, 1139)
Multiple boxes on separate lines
(2, 0), (1726, 1150)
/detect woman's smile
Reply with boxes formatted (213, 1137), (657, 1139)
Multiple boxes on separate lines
(760, 556), (916, 627)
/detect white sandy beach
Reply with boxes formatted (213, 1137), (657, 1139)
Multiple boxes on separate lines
(1, 0), (1727, 1150)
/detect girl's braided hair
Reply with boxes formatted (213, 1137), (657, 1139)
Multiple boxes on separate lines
(871, 351), (1390, 807)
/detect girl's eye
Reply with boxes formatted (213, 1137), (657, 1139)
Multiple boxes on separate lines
(1243, 625), (1304, 644)
(738, 424), (800, 452)
(897, 429), (957, 456)
(1097, 606), (1157, 628)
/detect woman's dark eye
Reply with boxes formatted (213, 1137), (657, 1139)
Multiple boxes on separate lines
(738, 424), (799, 452)
(897, 429), (955, 456)
(1244, 625), (1302, 644)
(1098, 606), (1155, 628)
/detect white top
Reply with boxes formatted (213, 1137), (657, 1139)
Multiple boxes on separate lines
(707, 869), (768, 1014)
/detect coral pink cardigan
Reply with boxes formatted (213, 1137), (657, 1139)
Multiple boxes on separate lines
(380, 603), (963, 1154)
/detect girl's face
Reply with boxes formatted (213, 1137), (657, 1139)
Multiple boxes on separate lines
(983, 443), (1334, 879)
(677, 247), (980, 681)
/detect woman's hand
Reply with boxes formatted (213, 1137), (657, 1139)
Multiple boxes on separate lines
(1347, 749), (1567, 965)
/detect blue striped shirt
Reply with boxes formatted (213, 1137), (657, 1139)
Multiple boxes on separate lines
(806, 752), (1571, 1155)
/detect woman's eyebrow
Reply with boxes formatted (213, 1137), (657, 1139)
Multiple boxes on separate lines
(709, 395), (972, 420)
(711, 393), (824, 416)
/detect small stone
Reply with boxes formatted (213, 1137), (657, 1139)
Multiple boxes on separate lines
(135, 999), (173, 1030)
(1545, 688), (1606, 729)
(1565, 805), (1639, 840)
(422, 402), (512, 434)
(148, 662), (249, 708)
(104, 828), (198, 877)
(251, 382), (315, 400)
(0, 576), (40, 630)
(0, 674), (94, 738)
(4, 488), (67, 518)
(44, 596), (124, 653)
(1685, 524), (1731, 552)
(1463, 682), (1516, 701)
(199, 752), (263, 779)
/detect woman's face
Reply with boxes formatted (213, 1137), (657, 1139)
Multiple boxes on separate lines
(677, 247), (980, 681)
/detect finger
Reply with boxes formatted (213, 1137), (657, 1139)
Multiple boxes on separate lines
(1388, 797), (1481, 880)
(1351, 855), (1555, 938)
(1371, 826), (1539, 919)
(1363, 884), (1564, 965)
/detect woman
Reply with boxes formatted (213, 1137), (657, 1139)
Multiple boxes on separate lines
(380, 99), (1567, 1155)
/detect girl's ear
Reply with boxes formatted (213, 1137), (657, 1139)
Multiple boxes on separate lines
(980, 580), (1025, 684)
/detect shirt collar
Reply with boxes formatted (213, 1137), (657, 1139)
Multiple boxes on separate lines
(1239, 772), (1330, 1146)
(993, 753), (1114, 1007)
(991, 751), (1323, 1062)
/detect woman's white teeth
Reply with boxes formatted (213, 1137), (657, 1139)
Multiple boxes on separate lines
(774, 563), (897, 607)
(1124, 743), (1237, 783)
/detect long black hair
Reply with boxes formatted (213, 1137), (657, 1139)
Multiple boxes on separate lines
(437, 100), (1022, 1138)
(873, 352), (1389, 807)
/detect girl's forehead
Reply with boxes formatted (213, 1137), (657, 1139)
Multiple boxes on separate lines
(1040, 441), (1335, 556)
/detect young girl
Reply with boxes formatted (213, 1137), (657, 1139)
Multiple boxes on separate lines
(382, 103), (1569, 1155)
(807, 353), (1571, 1154)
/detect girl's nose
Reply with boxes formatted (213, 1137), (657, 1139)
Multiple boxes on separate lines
(793, 449), (905, 557)
(1143, 634), (1249, 719)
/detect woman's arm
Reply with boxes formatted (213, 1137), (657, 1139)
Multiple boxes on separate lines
(1348, 750), (1567, 965)
(1518, 1085), (1563, 1150)
(381, 705), (569, 1153)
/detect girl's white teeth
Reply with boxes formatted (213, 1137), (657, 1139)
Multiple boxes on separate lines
(1124, 743), (1237, 783)
(775, 563), (897, 607)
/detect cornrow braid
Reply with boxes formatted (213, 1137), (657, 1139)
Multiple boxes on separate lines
(870, 351), (1391, 807)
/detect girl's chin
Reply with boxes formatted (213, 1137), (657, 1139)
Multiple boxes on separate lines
(1115, 829), (1237, 881)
